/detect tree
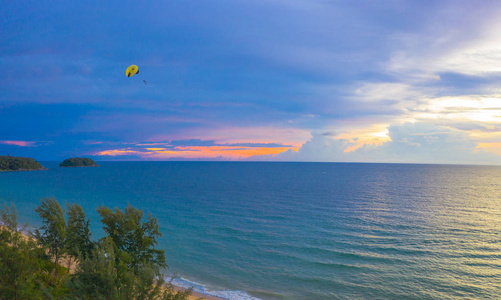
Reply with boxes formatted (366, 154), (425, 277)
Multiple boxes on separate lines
(34, 197), (66, 274)
(97, 204), (166, 272)
(65, 203), (93, 270)
(91, 204), (190, 300)
(67, 237), (119, 300)
(0, 155), (45, 171)
(0, 203), (45, 299)
(2, 201), (189, 300)
(59, 158), (98, 167)
(68, 237), (190, 300)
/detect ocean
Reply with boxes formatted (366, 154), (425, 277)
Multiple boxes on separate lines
(1, 162), (500, 299)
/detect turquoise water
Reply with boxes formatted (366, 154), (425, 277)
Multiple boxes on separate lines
(1, 162), (500, 299)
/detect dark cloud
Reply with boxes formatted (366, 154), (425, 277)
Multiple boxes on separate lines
(169, 139), (217, 147)
(228, 142), (293, 148)
(0, 103), (88, 140)
(321, 132), (337, 136)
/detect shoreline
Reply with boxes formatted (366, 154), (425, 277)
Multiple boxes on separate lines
(0, 167), (48, 172)
(169, 275), (263, 300)
(2, 225), (227, 300)
(59, 165), (100, 168)
(174, 286), (225, 300)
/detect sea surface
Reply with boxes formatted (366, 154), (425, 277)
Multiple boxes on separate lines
(1, 162), (500, 299)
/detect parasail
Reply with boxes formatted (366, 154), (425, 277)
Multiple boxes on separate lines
(125, 65), (139, 77)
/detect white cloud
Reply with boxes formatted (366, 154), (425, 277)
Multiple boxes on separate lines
(386, 7), (501, 78)
(354, 83), (426, 102)
(255, 122), (501, 165)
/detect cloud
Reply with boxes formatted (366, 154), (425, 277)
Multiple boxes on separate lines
(151, 126), (310, 148)
(93, 139), (298, 160)
(385, 2), (501, 80)
(229, 142), (293, 148)
(95, 149), (152, 157)
(0, 140), (36, 147)
(371, 123), (480, 164)
(354, 83), (426, 102)
(169, 139), (217, 147)
(256, 122), (501, 165)
(2, 1), (501, 163)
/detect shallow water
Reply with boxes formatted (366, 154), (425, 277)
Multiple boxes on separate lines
(1, 162), (500, 299)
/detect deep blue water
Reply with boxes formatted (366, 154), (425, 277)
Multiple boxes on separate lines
(1, 162), (500, 299)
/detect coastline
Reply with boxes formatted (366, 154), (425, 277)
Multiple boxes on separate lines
(59, 165), (100, 168)
(176, 287), (225, 300)
(2, 225), (226, 300)
(0, 167), (48, 172)
(169, 276), (263, 300)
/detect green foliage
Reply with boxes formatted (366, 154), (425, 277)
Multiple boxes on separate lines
(0, 155), (45, 171)
(65, 203), (93, 261)
(59, 157), (98, 167)
(160, 282), (193, 300)
(34, 197), (66, 274)
(1, 200), (190, 300)
(69, 237), (189, 300)
(0, 230), (44, 299)
(0, 202), (19, 231)
(67, 237), (119, 300)
(0, 204), (48, 299)
(36, 260), (70, 300)
(97, 204), (166, 271)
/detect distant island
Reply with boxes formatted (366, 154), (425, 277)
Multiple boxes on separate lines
(0, 155), (46, 172)
(59, 157), (99, 167)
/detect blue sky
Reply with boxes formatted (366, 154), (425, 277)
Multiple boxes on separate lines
(1, 0), (501, 164)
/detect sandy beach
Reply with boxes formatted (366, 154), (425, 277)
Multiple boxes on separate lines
(188, 292), (224, 300)
(175, 287), (225, 300)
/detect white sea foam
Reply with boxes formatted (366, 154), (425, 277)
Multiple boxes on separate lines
(167, 276), (262, 300)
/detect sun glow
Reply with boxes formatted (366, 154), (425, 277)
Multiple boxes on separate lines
(476, 143), (501, 155)
(428, 96), (501, 121)
(95, 144), (299, 160)
(403, 95), (501, 156)
(95, 149), (151, 156)
(335, 124), (390, 153)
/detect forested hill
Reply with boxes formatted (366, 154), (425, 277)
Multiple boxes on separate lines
(0, 156), (45, 171)
(59, 157), (98, 167)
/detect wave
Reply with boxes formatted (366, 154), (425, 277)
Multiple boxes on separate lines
(166, 276), (263, 300)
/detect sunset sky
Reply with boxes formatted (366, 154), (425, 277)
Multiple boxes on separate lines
(2, 0), (501, 164)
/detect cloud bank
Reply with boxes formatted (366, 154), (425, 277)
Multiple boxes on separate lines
(251, 122), (501, 165)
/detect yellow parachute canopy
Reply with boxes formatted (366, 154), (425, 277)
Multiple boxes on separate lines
(125, 65), (139, 77)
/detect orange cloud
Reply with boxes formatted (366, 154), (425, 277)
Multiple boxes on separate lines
(151, 126), (310, 148)
(333, 125), (390, 153)
(96, 149), (153, 156)
(0, 140), (35, 147)
(95, 144), (299, 160)
(476, 143), (501, 156)
(150, 146), (295, 159)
